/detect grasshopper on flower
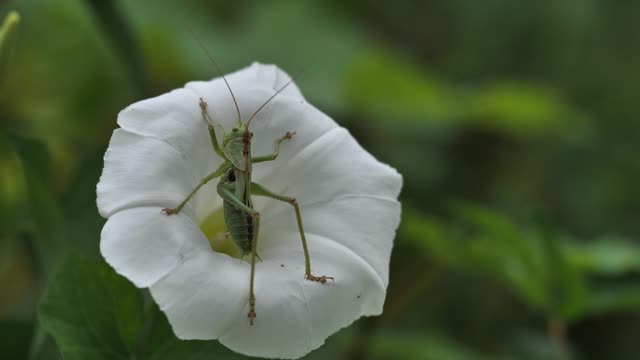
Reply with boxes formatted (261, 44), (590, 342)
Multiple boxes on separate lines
(162, 54), (333, 325)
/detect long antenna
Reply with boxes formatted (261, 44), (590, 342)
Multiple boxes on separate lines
(246, 65), (310, 127)
(189, 29), (242, 124)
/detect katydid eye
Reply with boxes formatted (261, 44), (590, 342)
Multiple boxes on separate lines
(232, 128), (238, 132)
(250, 132), (254, 138)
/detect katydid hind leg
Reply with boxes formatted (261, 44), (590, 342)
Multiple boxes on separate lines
(248, 213), (260, 325)
(250, 182), (334, 283)
(216, 183), (263, 324)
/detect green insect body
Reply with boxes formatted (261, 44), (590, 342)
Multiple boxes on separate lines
(220, 125), (254, 256)
(162, 68), (333, 325)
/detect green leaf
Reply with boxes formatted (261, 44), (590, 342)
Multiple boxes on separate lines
(344, 52), (464, 122)
(564, 237), (640, 276)
(39, 254), (243, 360)
(28, 325), (63, 360)
(0, 11), (20, 85)
(0, 319), (32, 359)
(143, 307), (243, 360)
(468, 82), (582, 136)
(370, 331), (503, 360)
(453, 204), (549, 310)
(585, 285), (640, 315)
(401, 210), (470, 268)
(12, 136), (66, 276)
(61, 151), (107, 258)
(39, 254), (145, 360)
(533, 215), (587, 321)
(343, 51), (583, 137)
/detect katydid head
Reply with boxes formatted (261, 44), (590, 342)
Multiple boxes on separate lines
(222, 123), (248, 146)
(191, 31), (308, 135)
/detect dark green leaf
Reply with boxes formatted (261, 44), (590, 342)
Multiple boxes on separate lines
(533, 214), (587, 321)
(39, 254), (145, 360)
(11, 136), (66, 276)
(61, 151), (107, 258)
(564, 237), (640, 276)
(585, 285), (640, 315)
(143, 306), (244, 360)
(370, 330), (503, 360)
(0, 319), (32, 359)
(0, 11), (20, 86)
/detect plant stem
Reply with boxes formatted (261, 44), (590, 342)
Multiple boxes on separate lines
(548, 318), (570, 360)
(85, 0), (148, 97)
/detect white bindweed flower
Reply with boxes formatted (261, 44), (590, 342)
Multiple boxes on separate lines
(97, 63), (402, 359)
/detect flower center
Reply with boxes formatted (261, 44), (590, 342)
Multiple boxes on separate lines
(198, 207), (242, 258)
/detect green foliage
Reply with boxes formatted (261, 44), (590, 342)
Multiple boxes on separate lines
(39, 254), (241, 360)
(344, 52), (584, 137)
(11, 136), (67, 277)
(0, 11), (20, 85)
(2, 0), (640, 358)
(370, 331), (502, 360)
(403, 205), (640, 323)
(39, 254), (145, 359)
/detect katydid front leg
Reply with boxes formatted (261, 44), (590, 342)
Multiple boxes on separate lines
(251, 182), (334, 283)
(199, 98), (225, 157)
(162, 162), (230, 215)
(252, 131), (296, 163)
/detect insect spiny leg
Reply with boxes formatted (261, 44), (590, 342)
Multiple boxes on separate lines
(305, 273), (335, 284)
(248, 212), (260, 325)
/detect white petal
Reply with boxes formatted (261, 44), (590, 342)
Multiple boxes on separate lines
(258, 127), (402, 204)
(113, 63), (333, 219)
(146, 229), (388, 359)
(186, 63), (337, 182)
(149, 250), (248, 340)
(253, 127), (402, 285)
(100, 207), (208, 288)
(218, 232), (386, 359)
(96, 130), (197, 218)
(114, 88), (220, 220)
(116, 87), (213, 177)
(97, 62), (403, 359)
(262, 195), (401, 288)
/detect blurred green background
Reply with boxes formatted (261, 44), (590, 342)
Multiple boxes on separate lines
(1, 0), (640, 359)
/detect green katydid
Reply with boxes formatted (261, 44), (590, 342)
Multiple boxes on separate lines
(162, 49), (333, 325)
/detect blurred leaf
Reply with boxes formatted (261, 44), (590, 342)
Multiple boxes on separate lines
(344, 52), (464, 122)
(12, 136), (66, 276)
(533, 214), (587, 320)
(453, 204), (548, 310)
(344, 51), (583, 137)
(370, 331), (506, 360)
(585, 285), (640, 315)
(61, 152), (107, 258)
(469, 83), (580, 135)
(0, 319), (32, 359)
(564, 237), (640, 276)
(39, 254), (243, 360)
(405, 204), (597, 321)
(86, 0), (147, 96)
(401, 210), (470, 268)
(143, 305), (243, 360)
(39, 254), (145, 360)
(0, 10), (20, 86)
(28, 325), (63, 360)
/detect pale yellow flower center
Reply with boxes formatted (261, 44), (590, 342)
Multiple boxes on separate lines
(198, 207), (242, 258)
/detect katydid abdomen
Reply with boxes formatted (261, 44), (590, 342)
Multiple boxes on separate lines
(223, 196), (254, 256)
(221, 165), (256, 257)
